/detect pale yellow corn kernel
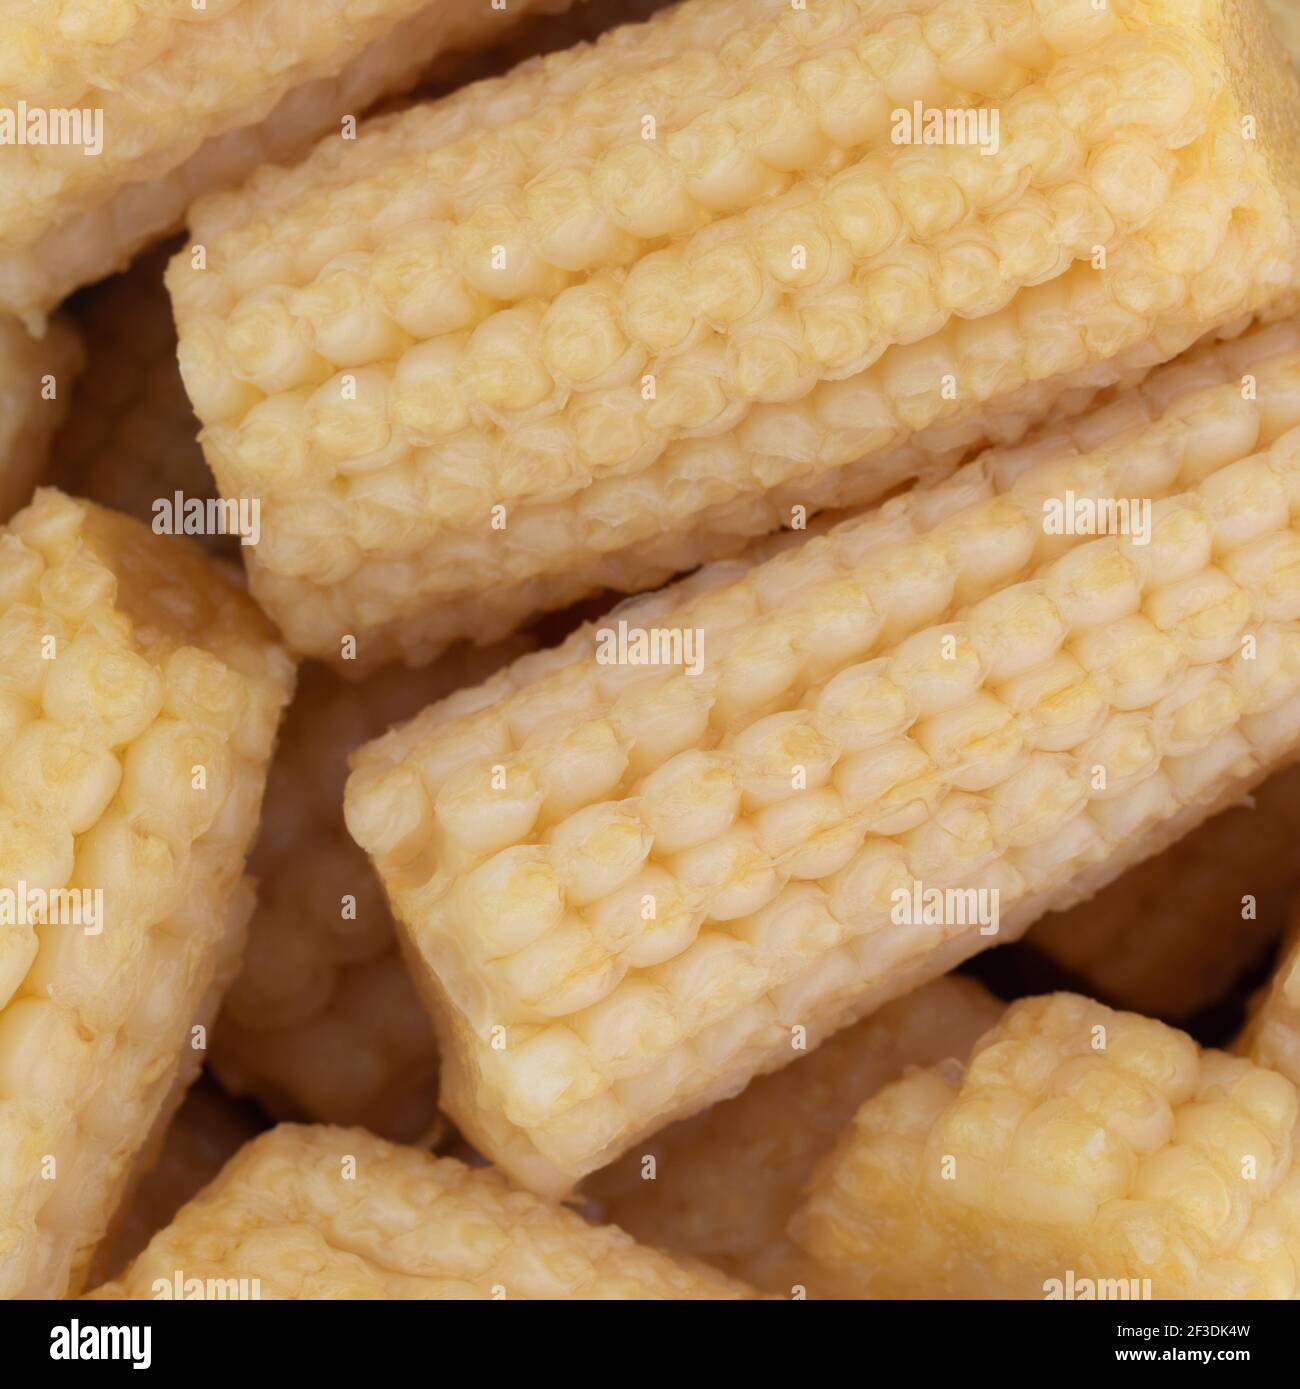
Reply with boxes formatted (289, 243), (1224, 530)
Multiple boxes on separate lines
(792, 994), (1300, 1299)
(639, 750), (742, 855)
(548, 802), (653, 908)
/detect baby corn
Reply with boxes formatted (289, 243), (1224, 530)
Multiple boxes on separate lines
(1239, 917), (1300, 1089)
(1028, 763), (1300, 1019)
(0, 315), (82, 521)
(346, 316), (1300, 1194)
(171, 0), (1300, 672)
(792, 993), (1300, 1299)
(89, 1124), (753, 1300)
(96, 1078), (264, 1282)
(0, 490), (294, 1297)
(586, 973), (1000, 1293)
(47, 246), (223, 550)
(0, 0), (588, 330)
(214, 645), (532, 1142)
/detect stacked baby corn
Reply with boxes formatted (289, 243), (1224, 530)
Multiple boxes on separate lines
(1027, 762), (1300, 1019)
(586, 973), (1001, 1292)
(214, 646), (532, 1142)
(89, 1125), (753, 1300)
(346, 316), (1300, 1193)
(170, 0), (1300, 671)
(792, 993), (1300, 1298)
(0, 490), (294, 1297)
(0, 315), (82, 521)
(1240, 920), (1300, 1089)
(0, 0), (587, 329)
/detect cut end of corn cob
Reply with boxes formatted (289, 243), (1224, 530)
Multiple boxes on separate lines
(346, 315), (1300, 1194)
(791, 992), (1300, 1300)
(586, 973), (1001, 1293)
(0, 489), (294, 1297)
(0, 0), (589, 329)
(171, 0), (1300, 672)
(48, 244), (224, 550)
(1027, 762), (1300, 1019)
(0, 315), (84, 521)
(1238, 913), (1300, 1091)
(89, 1123), (754, 1300)
(94, 1077), (265, 1284)
(213, 642), (534, 1142)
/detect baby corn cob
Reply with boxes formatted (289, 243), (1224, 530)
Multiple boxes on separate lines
(1027, 762), (1300, 1019)
(346, 315), (1300, 1195)
(214, 644), (533, 1142)
(89, 1124), (753, 1300)
(586, 973), (1000, 1293)
(47, 246), (224, 550)
(97, 1078), (264, 1282)
(0, 315), (83, 521)
(792, 993), (1300, 1299)
(0, 489), (294, 1297)
(0, 0), (590, 330)
(1239, 917), (1300, 1089)
(171, 0), (1300, 673)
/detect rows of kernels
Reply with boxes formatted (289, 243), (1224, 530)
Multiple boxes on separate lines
(345, 350), (1300, 1186)
(1240, 923), (1300, 1090)
(173, 0), (1300, 667)
(0, 315), (83, 520)
(0, 0), (603, 324)
(791, 994), (1300, 1299)
(0, 491), (293, 1297)
(1030, 762), (1300, 1019)
(585, 974), (1001, 1292)
(89, 1125), (752, 1300)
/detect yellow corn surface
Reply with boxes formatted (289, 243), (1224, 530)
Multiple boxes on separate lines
(0, 0), (588, 329)
(1239, 916), (1300, 1089)
(95, 1077), (264, 1283)
(586, 973), (1000, 1293)
(1028, 762), (1300, 1019)
(1264, 0), (1300, 69)
(0, 315), (83, 521)
(46, 245), (224, 551)
(0, 489), (295, 1297)
(170, 0), (1300, 673)
(89, 1124), (754, 1300)
(792, 992), (1300, 1299)
(345, 315), (1300, 1195)
(213, 643), (533, 1142)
